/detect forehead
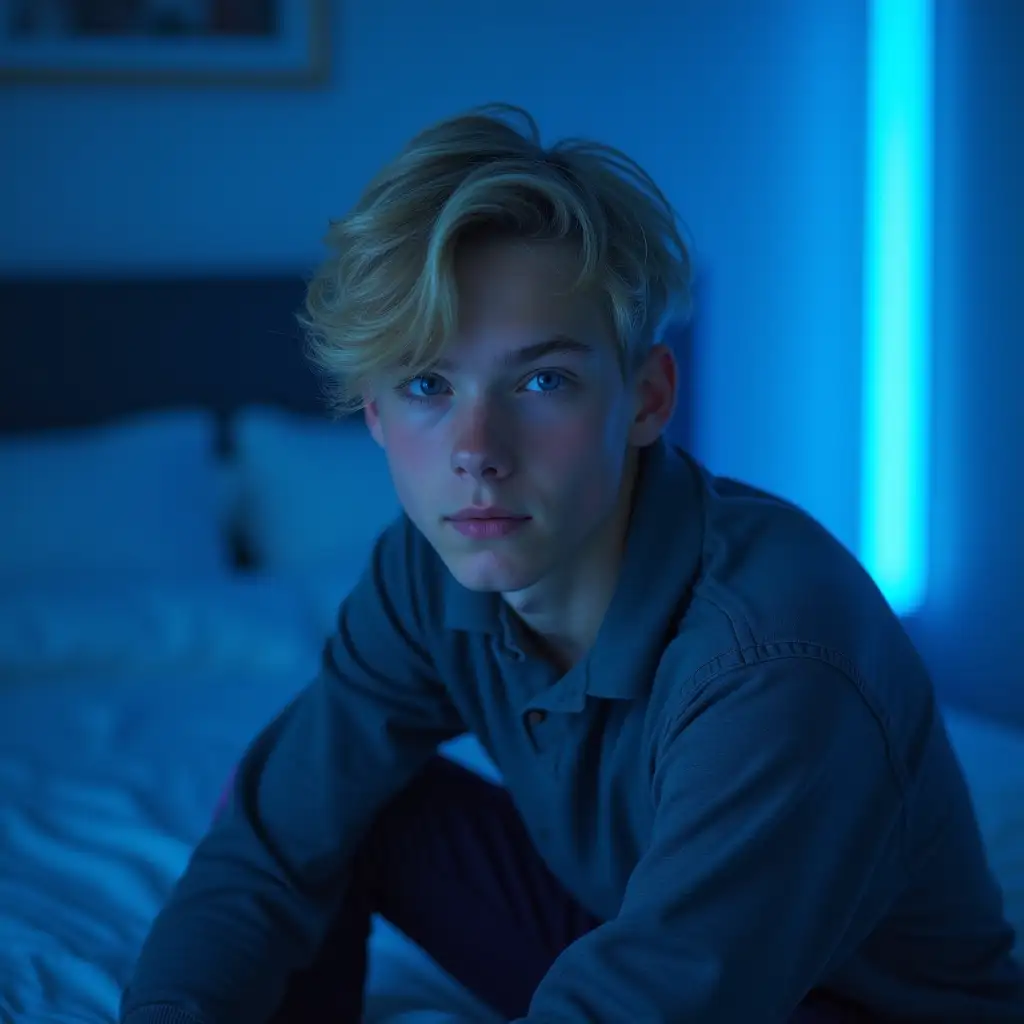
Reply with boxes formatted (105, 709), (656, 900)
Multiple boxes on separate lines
(446, 237), (615, 363)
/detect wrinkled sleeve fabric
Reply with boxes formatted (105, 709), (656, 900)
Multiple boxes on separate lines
(518, 653), (906, 1023)
(120, 517), (464, 1024)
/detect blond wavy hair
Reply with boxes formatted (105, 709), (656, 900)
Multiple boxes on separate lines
(299, 104), (694, 415)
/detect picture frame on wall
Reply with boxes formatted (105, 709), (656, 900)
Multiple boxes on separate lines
(0, 0), (330, 86)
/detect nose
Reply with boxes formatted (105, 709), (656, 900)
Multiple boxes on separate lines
(450, 402), (513, 482)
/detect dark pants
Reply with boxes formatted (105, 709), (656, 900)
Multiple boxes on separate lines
(218, 756), (871, 1023)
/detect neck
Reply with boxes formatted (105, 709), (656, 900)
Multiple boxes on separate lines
(502, 448), (640, 670)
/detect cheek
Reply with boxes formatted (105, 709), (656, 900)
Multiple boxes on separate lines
(531, 406), (626, 491)
(378, 420), (435, 497)
(532, 416), (600, 464)
(379, 419), (426, 464)
(544, 395), (626, 458)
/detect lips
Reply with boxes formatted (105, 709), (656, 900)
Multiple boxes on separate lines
(445, 509), (531, 540)
(446, 508), (529, 522)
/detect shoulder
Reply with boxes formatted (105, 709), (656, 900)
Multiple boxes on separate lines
(650, 464), (935, 777)
(677, 466), (906, 664)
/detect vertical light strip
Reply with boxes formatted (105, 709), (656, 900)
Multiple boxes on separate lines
(861, 0), (934, 616)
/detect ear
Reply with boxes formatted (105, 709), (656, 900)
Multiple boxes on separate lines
(363, 398), (386, 448)
(628, 344), (677, 447)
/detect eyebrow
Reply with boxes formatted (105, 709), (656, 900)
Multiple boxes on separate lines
(433, 335), (597, 373)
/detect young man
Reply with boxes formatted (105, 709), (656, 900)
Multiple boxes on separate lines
(122, 106), (1023, 1023)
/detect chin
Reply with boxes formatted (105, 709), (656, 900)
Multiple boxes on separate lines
(444, 548), (543, 594)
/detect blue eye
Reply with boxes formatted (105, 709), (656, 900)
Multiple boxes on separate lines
(398, 374), (449, 401)
(524, 370), (568, 393)
(396, 369), (572, 404)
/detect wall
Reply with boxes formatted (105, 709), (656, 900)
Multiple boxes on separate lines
(0, 0), (867, 553)
(909, 0), (1024, 724)
(5, 1), (1018, 722)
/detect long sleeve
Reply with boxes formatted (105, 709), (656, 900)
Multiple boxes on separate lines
(120, 516), (464, 1024)
(517, 654), (906, 1023)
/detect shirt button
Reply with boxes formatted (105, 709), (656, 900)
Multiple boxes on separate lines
(526, 709), (547, 727)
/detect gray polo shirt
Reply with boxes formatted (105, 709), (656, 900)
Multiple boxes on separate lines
(122, 439), (1024, 1023)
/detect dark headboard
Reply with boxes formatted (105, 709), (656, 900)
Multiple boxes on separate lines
(0, 274), (695, 449)
(0, 275), (326, 446)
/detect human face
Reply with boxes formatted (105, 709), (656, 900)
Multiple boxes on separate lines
(364, 237), (672, 597)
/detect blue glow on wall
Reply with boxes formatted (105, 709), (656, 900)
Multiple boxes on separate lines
(861, 0), (934, 616)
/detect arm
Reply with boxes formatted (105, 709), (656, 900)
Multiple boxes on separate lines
(121, 516), (464, 1024)
(517, 654), (906, 1022)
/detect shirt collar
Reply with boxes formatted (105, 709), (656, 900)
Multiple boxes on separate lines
(441, 438), (705, 698)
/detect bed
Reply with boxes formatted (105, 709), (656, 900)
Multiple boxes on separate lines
(0, 275), (1019, 1023)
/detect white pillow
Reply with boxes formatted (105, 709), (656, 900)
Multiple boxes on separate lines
(0, 573), (320, 681)
(231, 405), (401, 572)
(0, 409), (226, 576)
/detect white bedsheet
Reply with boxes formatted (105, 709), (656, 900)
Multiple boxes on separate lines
(0, 665), (498, 1024)
(1, 660), (1020, 1024)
